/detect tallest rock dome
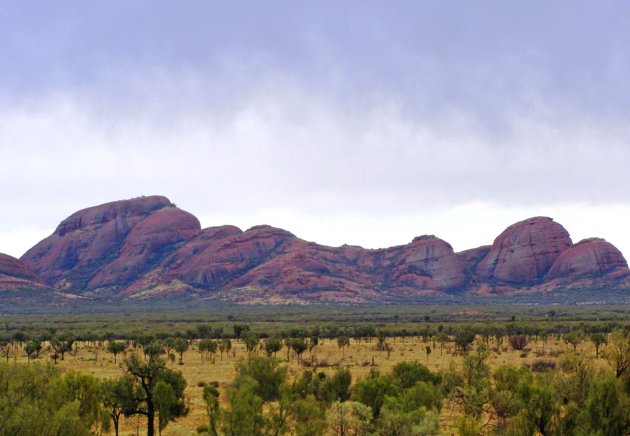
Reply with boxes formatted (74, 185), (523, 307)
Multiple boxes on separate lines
(476, 217), (572, 284)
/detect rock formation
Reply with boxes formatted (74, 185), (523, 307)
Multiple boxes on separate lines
(8, 196), (629, 303)
(548, 238), (628, 278)
(476, 217), (572, 284)
(21, 196), (177, 292)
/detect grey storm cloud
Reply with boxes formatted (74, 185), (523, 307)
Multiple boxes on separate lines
(1, 1), (630, 256)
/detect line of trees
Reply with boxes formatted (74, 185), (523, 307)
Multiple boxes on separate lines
(3, 320), (629, 368)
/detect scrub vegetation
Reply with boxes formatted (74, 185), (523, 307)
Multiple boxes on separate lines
(1, 303), (630, 435)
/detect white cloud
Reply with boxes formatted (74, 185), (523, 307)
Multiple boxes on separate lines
(1, 68), (630, 259)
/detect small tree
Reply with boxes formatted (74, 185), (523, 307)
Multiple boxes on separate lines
(51, 335), (74, 362)
(290, 338), (308, 364)
(243, 333), (259, 356)
(263, 337), (282, 357)
(605, 330), (630, 378)
(590, 333), (607, 359)
(337, 336), (350, 356)
(326, 401), (372, 436)
(437, 332), (448, 356)
(123, 353), (188, 436)
(455, 330), (476, 353)
(25, 340), (42, 364)
(233, 324), (250, 341)
(308, 336), (319, 361)
(564, 331), (585, 352)
(219, 338), (232, 360)
(102, 376), (137, 436)
(107, 341), (127, 364)
(173, 338), (189, 365)
(203, 385), (221, 436)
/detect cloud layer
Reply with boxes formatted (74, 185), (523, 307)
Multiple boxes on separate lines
(1, 1), (629, 257)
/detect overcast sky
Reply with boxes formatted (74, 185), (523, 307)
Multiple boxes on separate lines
(2, 1), (630, 258)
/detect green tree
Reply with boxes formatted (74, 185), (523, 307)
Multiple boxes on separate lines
(337, 336), (350, 356)
(511, 372), (561, 436)
(377, 398), (439, 436)
(308, 336), (319, 361)
(55, 334), (74, 361)
(263, 337), (283, 357)
(454, 330), (475, 352)
(123, 352), (188, 436)
(605, 330), (630, 378)
(107, 341), (127, 364)
(437, 332), (448, 356)
(488, 365), (529, 432)
(243, 333), (259, 355)
(235, 356), (287, 402)
(202, 385), (221, 436)
(219, 338), (232, 360)
(24, 339), (42, 364)
(352, 370), (399, 418)
(326, 401), (373, 436)
(583, 370), (630, 435)
(101, 376), (137, 436)
(173, 338), (189, 365)
(564, 330), (585, 352)
(233, 324), (250, 341)
(290, 337), (308, 364)
(221, 376), (265, 436)
(290, 394), (326, 436)
(392, 361), (441, 389)
(590, 332), (607, 359)
(0, 364), (104, 434)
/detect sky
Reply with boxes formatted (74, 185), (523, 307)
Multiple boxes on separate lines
(1, 1), (630, 258)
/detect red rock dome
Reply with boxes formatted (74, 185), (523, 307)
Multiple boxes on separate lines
(476, 217), (572, 284)
(547, 238), (628, 278)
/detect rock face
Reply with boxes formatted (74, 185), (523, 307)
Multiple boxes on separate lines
(476, 217), (572, 284)
(21, 196), (194, 293)
(86, 207), (201, 294)
(548, 238), (628, 278)
(387, 235), (466, 291)
(13, 197), (630, 303)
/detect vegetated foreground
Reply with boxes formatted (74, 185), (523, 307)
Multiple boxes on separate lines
(2, 308), (630, 435)
(3, 195), (630, 304)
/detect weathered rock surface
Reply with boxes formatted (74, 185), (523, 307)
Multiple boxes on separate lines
(21, 196), (181, 292)
(387, 235), (466, 291)
(12, 197), (630, 303)
(476, 217), (572, 284)
(548, 238), (629, 278)
(86, 207), (201, 294)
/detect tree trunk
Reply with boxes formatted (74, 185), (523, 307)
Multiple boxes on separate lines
(147, 403), (155, 436)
